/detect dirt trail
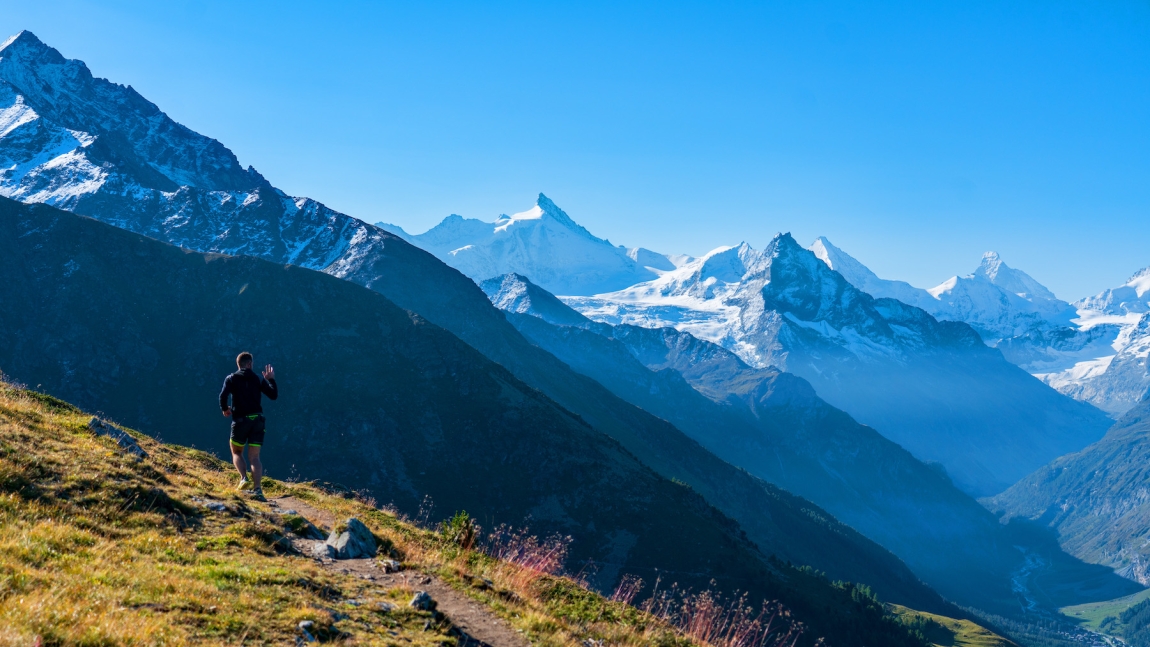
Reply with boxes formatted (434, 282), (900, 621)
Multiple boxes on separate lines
(270, 496), (529, 647)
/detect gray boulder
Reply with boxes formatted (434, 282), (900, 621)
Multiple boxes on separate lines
(324, 518), (377, 559)
(310, 543), (336, 560)
(89, 418), (147, 460)
(409, 591), (435, 611)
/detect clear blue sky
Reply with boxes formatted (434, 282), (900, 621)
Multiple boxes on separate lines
(2, 0), (1148, 299)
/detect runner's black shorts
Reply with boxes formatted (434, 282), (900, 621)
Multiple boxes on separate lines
(230, 414), (266, 447)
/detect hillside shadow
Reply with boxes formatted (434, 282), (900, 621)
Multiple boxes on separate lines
(1003, 517), (1145, 610)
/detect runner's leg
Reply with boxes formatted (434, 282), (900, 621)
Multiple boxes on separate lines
(230, 441), (248, 479)
(247, 445), (263, 490)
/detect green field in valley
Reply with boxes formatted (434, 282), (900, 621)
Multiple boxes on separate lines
(1060, 587), (1150, 634)
(890, 605), (1015, 646)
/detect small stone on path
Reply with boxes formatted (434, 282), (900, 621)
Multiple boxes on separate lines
(409, 591), (435, 611)
(325, 518), (377, 559)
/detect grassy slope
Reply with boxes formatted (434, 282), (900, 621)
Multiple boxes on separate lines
(1060, 588), (1150, 633)
(0, 383), (699, 646)
(0, 199), (930, 646)
(890, 606), (1015, 647)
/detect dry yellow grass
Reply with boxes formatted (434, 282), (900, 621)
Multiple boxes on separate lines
(0, 383), (692, 646)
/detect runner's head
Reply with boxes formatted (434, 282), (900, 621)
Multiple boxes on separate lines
(237, 352), (253, 370)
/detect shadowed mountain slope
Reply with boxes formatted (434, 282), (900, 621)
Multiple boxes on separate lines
(989, 399), (1150, 586)
(482, 273), (1143, 616)
(477, 276), (954, 614)
(0, 197), (942, 646)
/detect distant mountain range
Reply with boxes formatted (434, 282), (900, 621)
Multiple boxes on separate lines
(809, 238), (1079, 344)
(0, 29), (964, 617)
(809, 237), (1150, 417)
(390, 192), (1148, 422)
(563, 231), (1109, 496)
(1, 29), (1145, 632)
(480, 272), (1140, 613)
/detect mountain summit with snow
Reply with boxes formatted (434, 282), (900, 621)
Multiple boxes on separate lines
(1032, 268), (1150, 415)
(380, 194), (689, 296)
(565, 233), (1110, 495)
(0, 30), (401, 277)
(807, 238), (1149, 415)
(809, 238), (1077, 344)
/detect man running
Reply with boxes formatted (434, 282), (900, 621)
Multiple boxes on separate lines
(219, 352), (278, 499)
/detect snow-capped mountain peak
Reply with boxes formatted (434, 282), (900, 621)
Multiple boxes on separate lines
(0, 31), (63, 64)
(809, 236), (881, 286)
(0, 29), (400, 288)
(807, 237), (1076, 343)
(808, 236), (933, 310)
(805, 235), (1147, 415)
(392, 194), (685, 296)
(495, 193), (591, 234)
(0, 30), (262, 197)
(1076, 267), (1150, 316)
(973, 251), (1059, 301)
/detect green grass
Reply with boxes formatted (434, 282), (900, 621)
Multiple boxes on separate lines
(0, 384), (454, 646)
(890, 605), (1015, 647)
(0, 382), (713, 647)
(1059, 587), (1150, 634)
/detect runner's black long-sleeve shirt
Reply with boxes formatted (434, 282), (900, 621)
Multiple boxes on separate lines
(219, 368), (278, 417)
